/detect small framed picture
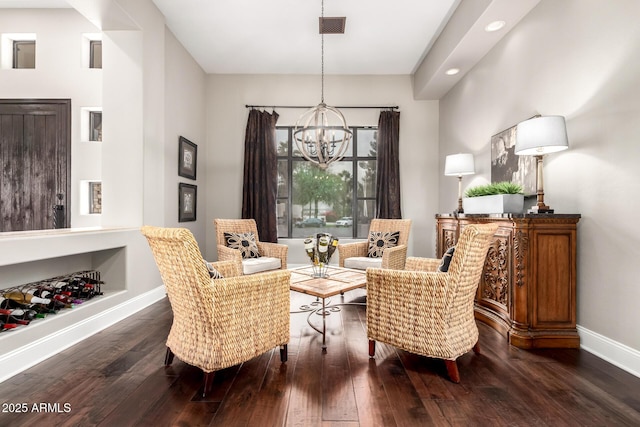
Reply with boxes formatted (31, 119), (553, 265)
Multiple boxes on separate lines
(178, 136), (197, 180)
(178, 183), (197, 222)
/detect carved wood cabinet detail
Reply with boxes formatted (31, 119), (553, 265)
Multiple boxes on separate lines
(436, 213), (581, 349)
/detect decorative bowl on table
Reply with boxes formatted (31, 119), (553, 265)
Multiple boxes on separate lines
(303, 233), (338, 278)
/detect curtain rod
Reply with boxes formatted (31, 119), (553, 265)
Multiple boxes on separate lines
(245, 104), (398, 110)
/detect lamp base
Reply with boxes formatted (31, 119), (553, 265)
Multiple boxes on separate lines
(528, 205), (554, 214)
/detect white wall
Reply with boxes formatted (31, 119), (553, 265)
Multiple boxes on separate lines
(163, 28), (207, 248)
(0, 0), (209, 382)
(439, 0), (640, 354)
(205, 74), (438, 262)
(0, 9), (102, 228)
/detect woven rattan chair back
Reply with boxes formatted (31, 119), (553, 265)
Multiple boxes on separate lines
(141, 225), (291, 396)
(368, 218), (412, 246)
(214, 218), (260, 247)
(441, 223), (499, 336)
(366, 222), (498, 383)
(141, 226), (217, 338)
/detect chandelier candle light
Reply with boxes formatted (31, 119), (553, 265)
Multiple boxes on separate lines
(444, 153), (475, 213)
(304, 233), (339, 278)
(293, 0), (352, 169)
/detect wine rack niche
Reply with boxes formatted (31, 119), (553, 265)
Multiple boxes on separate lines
(1, 270), (104, 332)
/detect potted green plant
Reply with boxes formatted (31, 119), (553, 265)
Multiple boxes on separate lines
(463, 181), (524, 214)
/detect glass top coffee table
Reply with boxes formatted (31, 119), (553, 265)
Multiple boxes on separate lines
(289, 265), (367, 350)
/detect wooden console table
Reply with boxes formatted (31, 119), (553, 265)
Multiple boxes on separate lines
(436, 213), (580, 349)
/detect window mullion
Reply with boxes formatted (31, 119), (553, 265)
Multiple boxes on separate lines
(277, 125), (375, 239)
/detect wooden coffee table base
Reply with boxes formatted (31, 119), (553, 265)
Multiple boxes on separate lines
(289, 266), (367, 350)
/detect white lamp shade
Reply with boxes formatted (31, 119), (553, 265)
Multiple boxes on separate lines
(515, 116), (569, 155)
(444, 153), (475, 176)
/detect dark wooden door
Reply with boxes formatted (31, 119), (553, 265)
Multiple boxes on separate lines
(0, 99), (71, 231)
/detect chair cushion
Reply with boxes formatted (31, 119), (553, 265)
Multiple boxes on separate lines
(224, 232), (261, 259)
(438, 246), (455, 272)
(367, 231), (400, 258)
(242, 257), (281, 275)
(344, 256), (382, 270)
(205, 261), (224, 279)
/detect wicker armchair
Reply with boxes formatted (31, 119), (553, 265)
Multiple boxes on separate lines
(141, 226), (290, 397)
(214, 218), (288, 275)
(366, 223), (499, 383)
(338, 218), (412, 270)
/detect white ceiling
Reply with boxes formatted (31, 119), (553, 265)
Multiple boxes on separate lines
(0, 0), (69, 7)
(151, 0), (460, 75)
(1, 0), (541, 99)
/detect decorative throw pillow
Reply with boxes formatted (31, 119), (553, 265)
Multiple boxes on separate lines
(205, 261), (224, 279)
(438, 246), (455, 272)
(224, 232), (261, 259)
(367, 231), (400, 258)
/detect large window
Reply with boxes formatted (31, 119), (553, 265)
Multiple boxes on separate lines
(277, 126), (377, 239)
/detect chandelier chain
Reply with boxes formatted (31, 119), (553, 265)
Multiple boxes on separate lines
(292, 0), (352, 170)
(321, 0), (324, 103)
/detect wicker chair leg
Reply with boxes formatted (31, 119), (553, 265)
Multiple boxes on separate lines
(473, 341), (481, 355)
(445, 360), (460, 383)
(280, 345), (288, 363)
(202, 371), (215, 397)
(369, 340), (376, 357)
(164, 347), (174, 366)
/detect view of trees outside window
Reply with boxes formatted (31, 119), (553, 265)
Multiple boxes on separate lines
(276, 126), (377, 239)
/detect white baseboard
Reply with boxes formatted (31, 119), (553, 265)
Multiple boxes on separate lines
(578, 325), (640, 378)
(0, 286), (167, 384)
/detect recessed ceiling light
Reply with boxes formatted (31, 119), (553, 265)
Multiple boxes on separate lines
(485, 20), (506, 32)
(445, 68), (460, 76)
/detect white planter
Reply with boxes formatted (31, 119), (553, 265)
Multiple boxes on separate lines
(463, 194), (524, 214)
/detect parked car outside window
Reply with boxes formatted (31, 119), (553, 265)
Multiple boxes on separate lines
(295, 217), (326, 228)
(335, 217), (353, 227)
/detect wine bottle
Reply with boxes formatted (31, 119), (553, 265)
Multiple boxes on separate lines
(304, 237), (316, 262)
(3, 307), (37, 321)
(4, 291), (51, 306)
(66, 280), (83, 297)
(53, 280), (68, 289)
(80, 284), (100, 299)
(53, 294), (74, 304)
(0, 311), (30, 325)
(318, 235), (329, 264)
(27, 286), (54, 299)
(327, 236), (338, 259)
(1, 321), (19, 330)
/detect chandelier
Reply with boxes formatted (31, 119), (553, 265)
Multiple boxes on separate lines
(293, 0), (352, 170)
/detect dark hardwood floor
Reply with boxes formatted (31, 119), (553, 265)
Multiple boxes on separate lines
(1, 289), (640, 426)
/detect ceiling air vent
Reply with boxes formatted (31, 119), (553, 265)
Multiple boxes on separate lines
(319, 17), (346, 34)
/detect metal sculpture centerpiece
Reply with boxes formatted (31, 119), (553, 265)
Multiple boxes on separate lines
(304, 233), (338, 278)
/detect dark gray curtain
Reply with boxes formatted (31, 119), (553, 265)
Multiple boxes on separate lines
(242, 109), (279, 242)
(376, 110), (402, 219)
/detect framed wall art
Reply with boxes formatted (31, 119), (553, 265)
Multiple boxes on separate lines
(178, 183), (197, 222)
(490, 122), (536, 196)
(178, 136), (197, 180)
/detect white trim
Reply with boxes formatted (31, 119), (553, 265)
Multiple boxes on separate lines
(0, 286), (166, 383)
(579, 325), (640, 379)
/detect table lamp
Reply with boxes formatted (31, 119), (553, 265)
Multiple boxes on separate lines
(444, 153), (475, 213)
(515, 115), (568, 213)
